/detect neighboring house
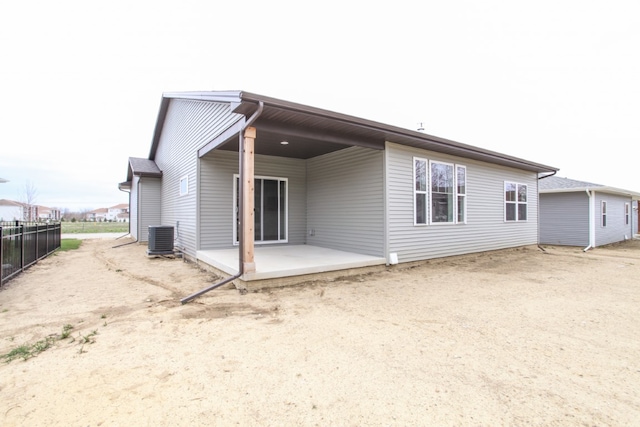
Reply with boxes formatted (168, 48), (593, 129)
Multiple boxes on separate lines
(116, 212), (130, 223)
(86, 208), (108, 222)
(119, 91), (558, 285)
(108, 203), (129, 222)
(0, 199), (23, 221)
(539, 176), (640, 249)
(0, 199), (60, 222)
(36, 205), (61, 221)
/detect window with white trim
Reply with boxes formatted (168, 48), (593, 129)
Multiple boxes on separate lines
(414, 158), (428, 225)
(179, 175), (189, 196)
(505, 182), (527, 221)
(601, 200), (607, 227)
(413, 157), (466, 225)
(625, 203), (630, 225)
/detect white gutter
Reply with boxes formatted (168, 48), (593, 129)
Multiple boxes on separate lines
(584, 189), (595, 251)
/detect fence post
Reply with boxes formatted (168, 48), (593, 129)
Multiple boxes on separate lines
(20, 222), (25, 273)
(0, 225), (3, 284)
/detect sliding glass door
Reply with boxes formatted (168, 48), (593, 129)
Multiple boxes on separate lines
(234, 175), (288, 244)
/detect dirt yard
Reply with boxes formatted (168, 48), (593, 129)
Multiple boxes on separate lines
(1, 236), (639, 426)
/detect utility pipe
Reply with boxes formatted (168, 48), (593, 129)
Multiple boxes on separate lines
(181, 101), (264, 304)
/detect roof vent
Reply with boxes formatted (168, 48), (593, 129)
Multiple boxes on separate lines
(147, 225), (174, 255)
(417, 122), (425, 132)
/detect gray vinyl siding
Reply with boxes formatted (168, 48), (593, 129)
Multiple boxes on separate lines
(386, 142), (539, 263)
(539, 192), (590, 246)
(306, 146), (385, 257)
(199, 150), (307, 249)
(137, 177), (161, 242)
(594, 192), (634, 246)
(153, 99), (241, 257)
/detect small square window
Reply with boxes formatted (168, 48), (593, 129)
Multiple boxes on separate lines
(180, 175), (189, 196)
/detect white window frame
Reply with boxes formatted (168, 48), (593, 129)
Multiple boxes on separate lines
(601, 200), (607, 227)
(504, 181), (528, 222)
(179, 175), (189, 196)
(232, 174), (289, 245)
(456, 165), (467, 224)
(625, 202), (630, 225)
(413, 157), (428, 225)
(413, 157), (467, 226)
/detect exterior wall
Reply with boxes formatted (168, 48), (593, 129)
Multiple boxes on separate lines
(539, 192), (590, 246)
(199, 150), (307, 249)
(153, 99), (241, 257)
(386, 142), (539, 263)
(593, 191), (634, 246)
(0, 204), (22, 221)
(306, 146), (385, 257)
(137, 177), (161, 242)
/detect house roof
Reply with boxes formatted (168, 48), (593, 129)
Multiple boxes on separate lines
(119, 157), (163, 190)
(539, 176), (640, 199)
(0, 199), (22, 207)
(149, 91), (558, 174)
(109, 203), (129, 210)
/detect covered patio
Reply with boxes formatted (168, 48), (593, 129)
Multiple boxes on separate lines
(197, 245), (387, 282)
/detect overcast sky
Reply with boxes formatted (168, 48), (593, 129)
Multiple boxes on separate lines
(1, 1), (638, 211)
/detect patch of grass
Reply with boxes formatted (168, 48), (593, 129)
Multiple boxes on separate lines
(79, 330), (98, 344)
(1, 324), (76, 363)
(59, 239), (82, 251)
(61, 222), (129, 234)
(60, 324), (74, 339)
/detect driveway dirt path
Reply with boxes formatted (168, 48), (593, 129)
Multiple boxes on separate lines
(1, 237), (639, 426)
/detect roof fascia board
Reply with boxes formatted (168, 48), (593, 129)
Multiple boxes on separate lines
(163, 91), (243, 103)
(540, 186), (640, 198)
(149, 96), (171, 160)
(237, 92), (557, 172)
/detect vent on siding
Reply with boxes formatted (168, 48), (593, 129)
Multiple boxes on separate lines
(147, 225), (174, 255)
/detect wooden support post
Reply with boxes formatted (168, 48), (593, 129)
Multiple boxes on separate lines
(242, 126), (256, 273)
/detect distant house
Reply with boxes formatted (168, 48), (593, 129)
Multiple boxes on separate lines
(108, 203), (129, 222)
(0, 199), (60, 222)
(0, 178), (8, 183)
(86, 208), (108, 222)
(539, 176), (640, 249)
(0, 199), (23, 221)
(85, 205), (129, 222)
(36, 205), (61, 221)
(120, 90), (558, 285)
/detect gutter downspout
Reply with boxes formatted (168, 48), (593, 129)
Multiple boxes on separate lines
(181, 101), (264, 304)
(584, 189), (594, 252)
(113, 185), (137, 248)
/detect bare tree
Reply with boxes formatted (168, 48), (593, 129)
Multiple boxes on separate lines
(20, 180), (38, 221)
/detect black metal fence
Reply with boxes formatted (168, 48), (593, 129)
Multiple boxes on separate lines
(1, 221), (61, 286)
